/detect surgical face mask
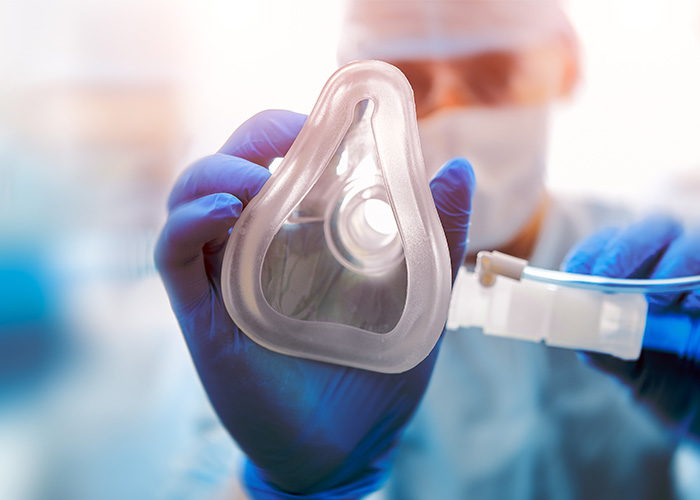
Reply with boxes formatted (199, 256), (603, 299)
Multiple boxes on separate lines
(418, 105), (549, 252)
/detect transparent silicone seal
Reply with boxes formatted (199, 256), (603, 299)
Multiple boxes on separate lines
(221, 60), (451, 373)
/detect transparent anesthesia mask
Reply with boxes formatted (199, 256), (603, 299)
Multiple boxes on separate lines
(221, 60), (451, 374)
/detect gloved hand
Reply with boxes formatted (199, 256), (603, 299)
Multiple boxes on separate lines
(562, 214), (700, 437)
(155, 109), (474, 499)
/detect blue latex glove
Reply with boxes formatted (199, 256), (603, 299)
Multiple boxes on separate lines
(562, 214), (700, 437)
(155, 109), (475, 499)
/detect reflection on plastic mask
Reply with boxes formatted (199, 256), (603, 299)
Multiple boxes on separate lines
(328, 173), (404, 277)
(364, 199), (398, 235)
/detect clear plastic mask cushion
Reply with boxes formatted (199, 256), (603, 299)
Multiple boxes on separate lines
(221, 60), (451, 373)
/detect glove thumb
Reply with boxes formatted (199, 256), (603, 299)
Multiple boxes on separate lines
(430, 158), (475, 284)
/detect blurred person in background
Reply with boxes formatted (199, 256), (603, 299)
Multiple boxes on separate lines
(0, 0), (240, 499)
(155, 1), (700, 499)
(340, 1), (698, 498)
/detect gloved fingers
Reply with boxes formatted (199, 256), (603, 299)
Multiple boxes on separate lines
(561, 226), (620, 274)
(589, 214), (682, 278)
(218, 109), (307, 167)
(168, 109), (306, 210)
(167, 154), (271, 212)
(648, 227), (700, 314)
(430, 157), (475, 283)
(155, 193), (242, 311)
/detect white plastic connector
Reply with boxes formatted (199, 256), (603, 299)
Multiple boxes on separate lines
(476, 250), (528, 287)
(448, 269), (647, 360)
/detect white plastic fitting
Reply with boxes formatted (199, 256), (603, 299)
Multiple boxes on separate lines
(448, 266), (647, 360)
(476, 250), (528, 287)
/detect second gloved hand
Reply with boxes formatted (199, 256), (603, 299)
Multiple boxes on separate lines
(563, 215), (700, 437)
(155, 110), (475, 499)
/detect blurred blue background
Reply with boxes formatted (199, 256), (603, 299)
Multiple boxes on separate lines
(0, 0), (698, 499)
